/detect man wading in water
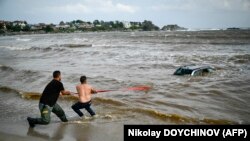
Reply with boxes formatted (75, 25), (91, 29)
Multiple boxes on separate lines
(27, 71), (71, 128)
(71, 75), (97, 118)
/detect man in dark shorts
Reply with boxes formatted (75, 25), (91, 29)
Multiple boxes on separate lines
(27, 71), (71, 128)
(71, 76), (97, 118)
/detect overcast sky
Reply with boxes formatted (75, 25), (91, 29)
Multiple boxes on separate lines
(0, 0), (250, 28)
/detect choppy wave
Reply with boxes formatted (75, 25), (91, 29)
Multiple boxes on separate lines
(1, 31), (250, 125)
(161, 41), (250, 45)
(228, 54), (250, 64)
(20, 91), (127, 107)
(0, 86), (236, 124)
(0, 86), (19, 94)
(0, 65), (14, 71)
(1, 44), (92, 52)
(0, 46), (32, 51)
(0, 45), (66, 52)
(31, 46), (66, 52)
(129, 30), (250, 45)
(73, 37), (89, 42)
(60, 44), (92, 48)
(0, 65), (37, 74)
(92, 44), (110, 47)
(94, 97), (126, 106)
(0, 86), (127, 108)
(124, 108), (234, 124)
(20, 92), (236, 124)
(16, 38), (31, 42)
(0, 65), (44, 85)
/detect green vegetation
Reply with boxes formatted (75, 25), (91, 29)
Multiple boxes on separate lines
(142, 20), (159, 31)
(161, 24), (186, 31)
(0, 19), (161, 34)
(43, 25), (54, 33)
(0, 19), (187, 35)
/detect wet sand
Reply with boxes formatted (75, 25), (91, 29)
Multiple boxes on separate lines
(0, 120), (123, 141)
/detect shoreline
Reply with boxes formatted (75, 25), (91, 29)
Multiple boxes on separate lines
(0, 132), (46, 141)
(0, 117), (123, 141)
(0, 30), (137, 37)
(1, 28), (250, 37)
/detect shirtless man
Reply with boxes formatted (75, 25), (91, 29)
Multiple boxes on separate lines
(71, 75), (97, 118)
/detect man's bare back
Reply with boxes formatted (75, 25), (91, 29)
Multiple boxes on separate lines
(76, 84), (96, 103)
(71, 75), (97, 117)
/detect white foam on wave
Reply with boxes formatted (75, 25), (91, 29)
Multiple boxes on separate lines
(73, 38), (89, 42)
(0, 46), (32, 51)
(16, 38), (31, 42)
(187, 28), (223, 31)
(92, 44), (112, 47)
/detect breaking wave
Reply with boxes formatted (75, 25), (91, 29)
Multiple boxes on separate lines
(0, 46), (66, 52)
(228, 54), (250, 64)
(60, 44), (92, 48)
(0, 86), (236, 124)
(0, 86), (19, 94)
(1, 31), (250, 125)
(16, 38), (31, 42)
(0, 46), (32, 51)
(0, 65), (14, 72)
(124, 108), (234, 124)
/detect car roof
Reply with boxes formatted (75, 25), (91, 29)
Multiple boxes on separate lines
(180, 65), (213, 70)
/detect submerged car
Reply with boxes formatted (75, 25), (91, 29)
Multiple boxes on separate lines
(173, 64), (215, 76)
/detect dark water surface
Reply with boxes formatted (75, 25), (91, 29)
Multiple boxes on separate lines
(0, 30), (250, 140)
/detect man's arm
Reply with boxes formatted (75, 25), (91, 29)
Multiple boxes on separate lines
(76, 85), (81, 96)
(91, 88), (97, 94)
(60, 82), (71, 95)
(61, 90), (71, 95)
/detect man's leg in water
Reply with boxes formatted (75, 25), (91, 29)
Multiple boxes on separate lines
(71, 102), (84, 117)
(52, 103), (68, 122)
(85, 103), (96, 116)
(27, 103), (52, 127)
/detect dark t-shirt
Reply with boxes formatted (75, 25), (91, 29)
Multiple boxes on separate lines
(39, 79), (64, 106)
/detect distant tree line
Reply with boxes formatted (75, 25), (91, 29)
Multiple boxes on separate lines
(0, 19), (190, 35)
(0, 19), (161, 34)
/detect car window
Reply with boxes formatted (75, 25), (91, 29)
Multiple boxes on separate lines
(174, 68), (183, 75)
(191, 69), (202, 76)
(184, 69), (193, 74)
(192, 69), (211, 76)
